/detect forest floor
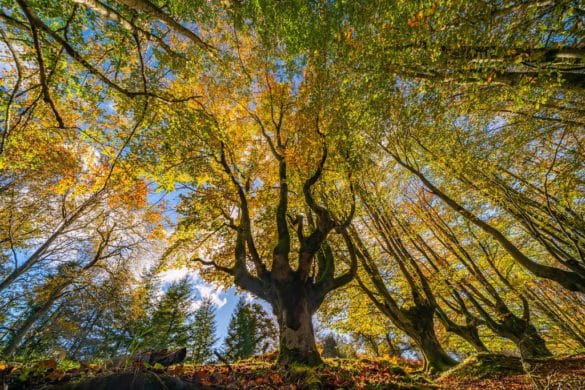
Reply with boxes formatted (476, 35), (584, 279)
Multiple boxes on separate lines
(1, 353), (584, 389)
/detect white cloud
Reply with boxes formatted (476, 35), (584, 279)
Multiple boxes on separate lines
(158, 267), (193, 283)
(242, 291), (255, 303)
(156, 267), (227, 309)
(194, 283), (227, 308)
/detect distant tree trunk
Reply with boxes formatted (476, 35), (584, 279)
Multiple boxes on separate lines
(3, 227), (114, 356)
(402, 306), (457, 373)
(462, 285), (552, 359)
(437, 315), (488, 354)
(431, 275), (489, 353)
(353, 203), (457, 373)
(2, 229), (111, 356)
(357, 268), (457, 373)
(497, 316), (552, 359)
(384, 333), (400, 356)
(0, 193), (100, 293)
(524, 286), (585, 349)
(518, 332), (551, 359)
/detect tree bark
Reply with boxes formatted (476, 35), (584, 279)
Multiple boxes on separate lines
(2, 229), (112, 356)
(518, 331), (551, 359)
(439, 318), (488, 353)
(271, 280), (322, 366)
(352, 213), (456, 373)
(526, 288), (585, 349)
(498, 317), (552, 359)
(417, 330), (457, 373)
(205, 109), (356, 367)
(462, 286), (553, 359)
(403, 306), (457, 373)
(388, 152), (585, 293)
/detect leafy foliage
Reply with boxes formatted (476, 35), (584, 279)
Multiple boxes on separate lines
(0, 0), (584, 381)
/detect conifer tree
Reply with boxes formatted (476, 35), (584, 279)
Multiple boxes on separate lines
(190, 298), (217, 364)
(142, 277), (194, 350)
(249, 303), (278, 355)
(224, 298), (255, 362)
(223, 298), (277, 361)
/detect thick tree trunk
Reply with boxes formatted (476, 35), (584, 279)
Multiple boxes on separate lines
(517, 331), (551, 359)
(497, 318), (552, 359)
(437, 311), (489, 353)
(271, 286), (322, 366)
(413, 327), (457, 373)
(403, 307), (457, 373)
(442, 320), (488, 353)
(457, 326), (489, 353)
(514, 325), (552, 359)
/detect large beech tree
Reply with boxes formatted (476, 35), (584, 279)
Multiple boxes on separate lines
(164, 107), (358, 364)
(150, 28), (362, 363)
(188, 132), (357, 364)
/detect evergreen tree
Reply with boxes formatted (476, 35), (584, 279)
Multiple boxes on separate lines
(190, 298), (217, 364)
(224, 298), (277, 362)
(224, 298), (255, 361)
(249, 303), (278, 355)
(142, 277), (194, 350)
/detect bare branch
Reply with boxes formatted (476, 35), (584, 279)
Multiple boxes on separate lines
(191, 256), (234, 275)
(15, 0), (200, 103)
(115, 0), (214, 51)
(0, 26), (23, 153)
(72, 0), (178, 56)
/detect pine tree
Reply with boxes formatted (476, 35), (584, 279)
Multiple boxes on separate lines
(190, 298), (217, 364)
(224, 298), (255, 361)
(224, 299), (277, 362)
(142, 277), (194, 350)
(249, 303), (277, 355)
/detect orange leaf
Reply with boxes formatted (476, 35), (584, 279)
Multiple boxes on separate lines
(255, 376), (265, 384)
(270, 373), (283, 384)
